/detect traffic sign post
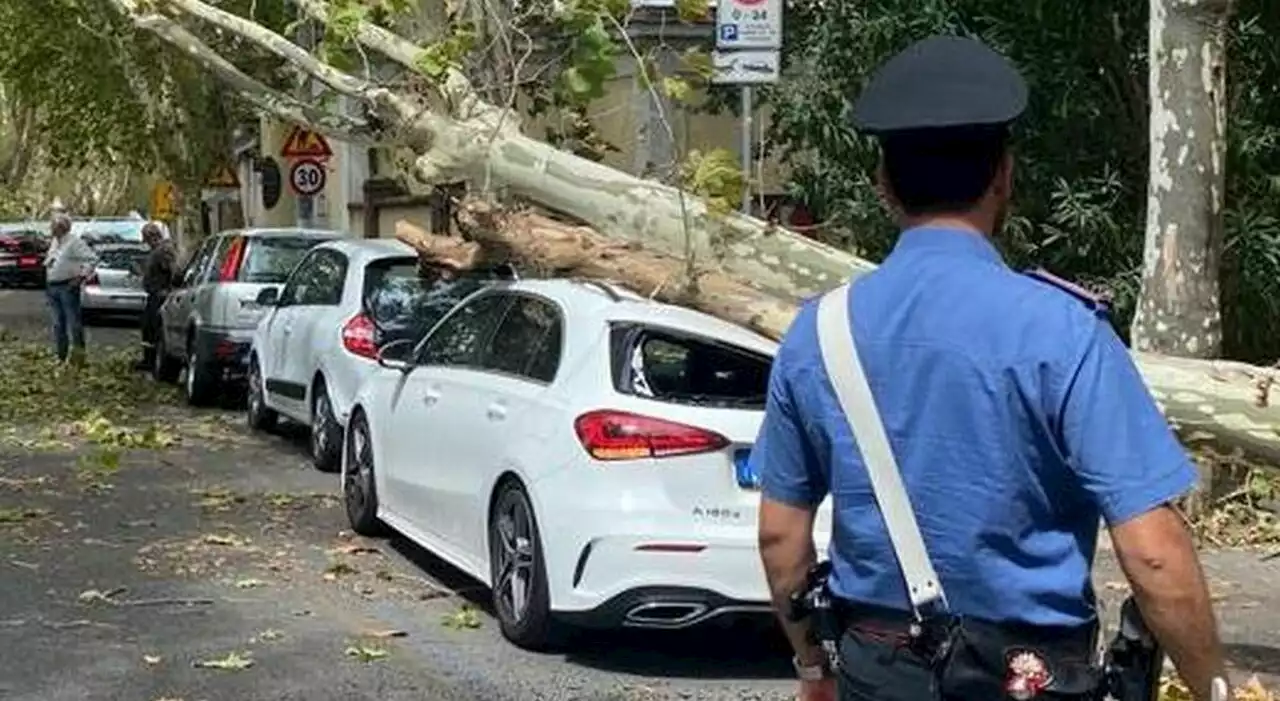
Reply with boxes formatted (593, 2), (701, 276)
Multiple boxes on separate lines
(289, 159), (327, 197)
(280, 126), (333, 160)
(714, 0), (782, 214)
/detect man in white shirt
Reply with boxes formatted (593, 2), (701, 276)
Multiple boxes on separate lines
(43, 213), (98, 362)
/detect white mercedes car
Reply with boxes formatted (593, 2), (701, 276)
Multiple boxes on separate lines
(342, 278), (832, 650)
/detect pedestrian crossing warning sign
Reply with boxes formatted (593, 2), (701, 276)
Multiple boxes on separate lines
(280, 126), (333, 159)
(205, 164), (240, 189)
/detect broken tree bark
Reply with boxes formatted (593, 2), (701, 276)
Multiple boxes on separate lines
(398, 199), (1280, 465)
(108, 0), (1280, 463)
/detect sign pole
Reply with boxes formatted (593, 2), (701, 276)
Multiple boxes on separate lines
(741, 85), (753, 214)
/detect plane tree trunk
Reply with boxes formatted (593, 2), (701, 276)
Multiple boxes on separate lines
(1131, 0), (1234, 358)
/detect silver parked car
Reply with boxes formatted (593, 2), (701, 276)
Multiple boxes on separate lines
(155, 228), (341, 406)
(81, 242), (150, 321)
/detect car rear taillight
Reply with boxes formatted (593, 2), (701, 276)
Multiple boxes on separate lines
(342, 313), (378, 359)
(574, 410), (730, 461)
(217, 237), (246, 282)
(0, 236), (17, 251)
(86, 272), (100, 286)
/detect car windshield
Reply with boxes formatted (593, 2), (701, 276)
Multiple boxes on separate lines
(97, 246), (149, 270)
(363, 261), (496, 343)
(240, 237), (325, 284)
(72, 220), (145, 243)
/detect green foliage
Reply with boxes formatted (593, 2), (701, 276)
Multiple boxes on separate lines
(764, 0), (1280, 360)
(413, 24), (478, 81)
(680, 149), (744, 218)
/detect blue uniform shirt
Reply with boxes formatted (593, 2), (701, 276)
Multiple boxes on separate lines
(752, 226), (1199, 626)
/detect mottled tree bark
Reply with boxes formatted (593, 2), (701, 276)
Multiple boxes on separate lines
(1132, 0), (1233, 358)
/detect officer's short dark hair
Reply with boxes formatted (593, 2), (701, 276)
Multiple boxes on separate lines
(878, 125), (1009, 216)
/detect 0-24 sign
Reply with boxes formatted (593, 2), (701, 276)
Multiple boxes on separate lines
(289, 158), (327, 196)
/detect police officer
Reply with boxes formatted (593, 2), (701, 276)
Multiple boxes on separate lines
(753, 36), (1227, 701)
(135, 222), (176, 371)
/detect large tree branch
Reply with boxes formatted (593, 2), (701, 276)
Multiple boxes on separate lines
(108, 0), (379, 144)
(165, 0), (399, 108)
(292, 0), (497, 124)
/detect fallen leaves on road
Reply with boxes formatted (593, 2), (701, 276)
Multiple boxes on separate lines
(323, 561), (358, 580)
(194, 487), (246, 512)
(441, 604), (482, 630)
(76, 587), (125, 604)
(0, 338), (180, 440)
(344, 643), (390, 662)
(249, 628), (284, 643)
(203, 533), (250, 548)
(362, 628), (408, 639)
(1161, 674), (1275, 700)
(193, 652), (254, 670)
(234, 577), (267, 589)
(0, 506), (48, 523)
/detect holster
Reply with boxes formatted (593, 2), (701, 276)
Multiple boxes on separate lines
(923, 615), (1101, 700)
(839, 601), (1102, 701)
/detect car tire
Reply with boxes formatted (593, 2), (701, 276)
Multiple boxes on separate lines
(152, 335), (181, 384)
(310, 380), (341, 473)
(343, 411), (388, 537)
(489, 481), (563, 651)
(246, 357), (277, 432)
(184, 343), (217, 407)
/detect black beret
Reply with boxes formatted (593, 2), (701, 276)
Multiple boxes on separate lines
(852, 35), (1028, 135)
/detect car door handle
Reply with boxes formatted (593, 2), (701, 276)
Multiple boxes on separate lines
(422, 387), (441, 405)
(486, 402), (507, 420)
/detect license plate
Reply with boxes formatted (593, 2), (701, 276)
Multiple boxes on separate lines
(734, 448), (759, 489)
(19, 257), (37, 266)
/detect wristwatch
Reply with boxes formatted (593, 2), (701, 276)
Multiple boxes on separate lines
(793, 655), (830, 681)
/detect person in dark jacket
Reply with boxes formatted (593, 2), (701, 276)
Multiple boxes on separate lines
(134, 222), (177, 371)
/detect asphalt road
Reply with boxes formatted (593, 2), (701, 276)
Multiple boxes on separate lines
(0, 288), (1278, 700)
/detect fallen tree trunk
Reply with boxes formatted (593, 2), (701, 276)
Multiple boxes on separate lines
(396, 200), (1280, 467)
(103, 0), (1279, 466)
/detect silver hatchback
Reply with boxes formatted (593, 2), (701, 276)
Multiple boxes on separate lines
(81, 242), (150, 321)
(155, 228), (340, 405)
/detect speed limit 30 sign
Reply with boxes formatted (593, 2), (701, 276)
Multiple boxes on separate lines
(289, 158), (327, 196)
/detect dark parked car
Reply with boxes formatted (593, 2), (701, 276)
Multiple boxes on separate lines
(0, 223), (50, 287)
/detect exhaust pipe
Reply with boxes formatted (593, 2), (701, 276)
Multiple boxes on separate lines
(623, 602), (710, 628)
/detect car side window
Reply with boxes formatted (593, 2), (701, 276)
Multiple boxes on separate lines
(480, 295), (563, 383)
(415, 294), (511, 368)
(278, 250), (322, 307)
(293, 250), (347, 306)
(179, 237), (219, 288)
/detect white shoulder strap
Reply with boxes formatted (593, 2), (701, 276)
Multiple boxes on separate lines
(816, 283), (948, 616)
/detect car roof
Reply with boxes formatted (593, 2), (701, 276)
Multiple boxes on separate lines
(93, 241), (149, 251)
(488, 278), (779, 356)
(315, 238), (416, 264)
(224, 228), (343, 239)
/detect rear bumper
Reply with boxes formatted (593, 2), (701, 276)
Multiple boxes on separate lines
(554, 585), (772, 630)
(81, 287), (146, 313)
(194, 327), (252, 381)
(0, 261), (45, 285)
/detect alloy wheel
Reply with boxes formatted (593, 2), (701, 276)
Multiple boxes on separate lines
(247, 363), (264, 421)
(312, 392), (333, 457)
(184, 349), (197, 398)
(344, 422), (371, 516)
(493, 497), (536, 624)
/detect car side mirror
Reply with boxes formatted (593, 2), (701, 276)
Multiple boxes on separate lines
(377, 338), (413, 371)
(255, 287), (280, 306)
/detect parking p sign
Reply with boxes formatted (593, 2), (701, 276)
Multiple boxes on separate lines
(715, 0), (782, 50)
